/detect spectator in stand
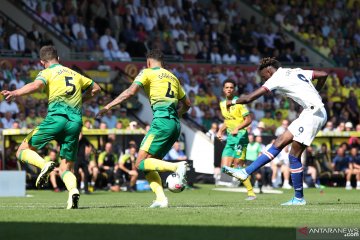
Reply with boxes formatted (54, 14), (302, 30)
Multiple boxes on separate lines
(9, 73), (25, 89)
(117, 108), (130, 128)
(118, 43), (132, 62)
(100, 28), (119, 52)
(222, 49), (237, 65)
(345, 122), (353, 132)
(1, 111), (14, 129)
(249, 47), (261, 64)
(98, 142), (118, 190)
(41, 3), (55, 23)
(0, 98), (19, 115)
(9, 27), (25, 52)
(72, 15), (87, 40)
(196, 45), (210, 62)
(343, 69), (358, 86)
(210, 46), (222, 64)
(103, 41), (121, 61)
(101, 109), (117, 129)
(167, 141), (187, 161)
(275, 119), (289, 137)
(295, 48), (310, 63)
(332, 147), (351, 189)
(27, 24), (42, 45)
(118, 144), (138, 192)
(271, 145), (291, 189)
(206, 122), (218, 142)
(322, 121), (334, 132)
(74, 32), (88, 52)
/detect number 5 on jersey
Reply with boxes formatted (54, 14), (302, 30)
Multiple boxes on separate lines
(65, 76), (76, 95)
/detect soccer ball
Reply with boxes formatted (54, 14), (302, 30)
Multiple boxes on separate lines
(166, 173), (185, 193)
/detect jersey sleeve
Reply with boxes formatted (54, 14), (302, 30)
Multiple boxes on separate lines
(80, 75), (94, 92)
(134, 70), (149, 87)
(119, 154), (127, 164)
(239, 104), (250, 117)
(300, 70), (314, 81)
(262, 73), (280, 92)
(35, 70), (48, 85)
(178, 85), (186, 100)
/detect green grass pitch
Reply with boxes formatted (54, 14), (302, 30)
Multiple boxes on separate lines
(0, 185), (359, 240)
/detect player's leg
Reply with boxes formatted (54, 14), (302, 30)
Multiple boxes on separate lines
(345, 168), (352, 190)
(19, 117), (62, 188)
(235, 143), (256, 200)
(281, 140), (307, 206)
(355, 169), (360, 190)
(59, 120), (82, 209)
(223, 130), (293, 180)
(136, 118), (186, 179)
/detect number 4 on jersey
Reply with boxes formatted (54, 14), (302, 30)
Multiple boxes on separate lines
(166, 82), (175, 98)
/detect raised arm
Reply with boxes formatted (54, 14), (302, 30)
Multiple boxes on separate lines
(96, 83), (141, 118)
(1, 80), (44, 101)
(227, 87), (268, 107)
(312, 70), (328, 91)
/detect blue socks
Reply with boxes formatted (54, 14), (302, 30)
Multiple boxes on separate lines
(289, 155), (304, 199)
(245, 145), (281, 175)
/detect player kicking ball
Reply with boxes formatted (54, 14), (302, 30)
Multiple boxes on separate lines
(222, 58), (328, 205)
(1, 46), (101, 209)
(96, 49), (191, 208)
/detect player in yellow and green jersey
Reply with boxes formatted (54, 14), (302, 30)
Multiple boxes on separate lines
(97, 49), (191, 208)
(217, 79), (256, 200)
(1, 45), (101, 209)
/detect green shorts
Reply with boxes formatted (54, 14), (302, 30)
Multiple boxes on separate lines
(140, 117), (180, 159)
(222, 130), (249, 160)
(25, 114), (82, 161)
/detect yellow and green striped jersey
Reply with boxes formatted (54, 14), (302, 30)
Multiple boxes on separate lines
(219, 97), (249, 133)
(134, 67), (186, 119)
(35, 64), (93, 122)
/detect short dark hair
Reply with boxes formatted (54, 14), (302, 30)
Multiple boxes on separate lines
(146, 49), (164, 62)
(222, 78), (236, 88)
(40, 45), (58, 61)
(258, 57), (281, 71)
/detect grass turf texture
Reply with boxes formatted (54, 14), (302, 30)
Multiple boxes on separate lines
(0, 185), (359, 240)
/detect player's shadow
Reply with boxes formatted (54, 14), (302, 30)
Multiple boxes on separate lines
(0, 222), (294, 240)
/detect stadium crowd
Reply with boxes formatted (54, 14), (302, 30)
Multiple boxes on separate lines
(0, 0), (359, 191)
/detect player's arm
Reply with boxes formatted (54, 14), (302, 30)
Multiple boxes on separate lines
(82, 81), (101, 103)
(96, 83), (140, 118)
(312, 70), (328, 91)
(226, 87), (267, 107)
(217, 123), (227, 140)
(178, 95), (191, 117)
(1, 80), (44, 101)
(232, 115), (252, 135)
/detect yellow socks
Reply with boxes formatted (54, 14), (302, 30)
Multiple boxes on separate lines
(145, 171), (166, 201)
(138, 158), (177, 172)
(19, 149), (46, 169)
(243, 178), (256, 197)
(61, 170), (77, 192)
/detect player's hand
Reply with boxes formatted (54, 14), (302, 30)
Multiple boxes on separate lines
(231, 128), (239, 136)
(96, 106), (109, 118)
(1, 90), (17, 102)
(217, 132), (223, 141)
(226, 100), (234, 107)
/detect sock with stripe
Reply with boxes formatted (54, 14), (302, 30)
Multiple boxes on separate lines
(18, 149), (46, 169)
(61, 170), (78, 192)
(289, 155), (304, 199)
(145, 171), (166, 201)
(245, 145), (281, 175)
(138, 158), (177, 172)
